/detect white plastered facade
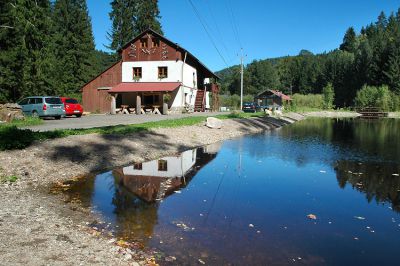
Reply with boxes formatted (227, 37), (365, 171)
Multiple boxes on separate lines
(121, 60), (201, 108)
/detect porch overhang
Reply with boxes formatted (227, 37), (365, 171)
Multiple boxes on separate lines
(108, 82), (181, 93)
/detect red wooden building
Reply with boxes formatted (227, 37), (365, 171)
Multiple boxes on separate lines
(81, 29), (219, 114)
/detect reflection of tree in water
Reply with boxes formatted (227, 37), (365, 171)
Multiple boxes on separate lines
(335, 160), (400, 212)
(111, 178), (159, 243)
(277, 118), (400, 163)
(63, 174), (96, 207)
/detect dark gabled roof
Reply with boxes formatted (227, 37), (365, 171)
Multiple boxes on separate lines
(256, 89), (292, 100)
(119, 28), (219, 79)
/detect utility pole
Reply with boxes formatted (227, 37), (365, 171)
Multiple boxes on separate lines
(240, 48), (245, 111)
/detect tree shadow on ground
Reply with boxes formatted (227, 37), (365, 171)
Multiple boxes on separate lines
(46, 130), (192, 173)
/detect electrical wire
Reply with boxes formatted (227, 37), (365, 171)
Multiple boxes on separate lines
(225, 0), (243, 50)
(204, 0), (235, 64)
(187, 0), (231, 69)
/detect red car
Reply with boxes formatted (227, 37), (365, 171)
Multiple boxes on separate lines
(60, 97), (83, 117)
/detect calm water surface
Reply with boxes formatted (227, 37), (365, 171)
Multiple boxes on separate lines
(63, 118), (400, 265)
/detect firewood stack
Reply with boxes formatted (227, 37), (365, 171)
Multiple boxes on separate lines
(0, 103), (25, 123)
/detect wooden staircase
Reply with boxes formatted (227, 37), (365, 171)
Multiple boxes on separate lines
(194, 89), (205, 112)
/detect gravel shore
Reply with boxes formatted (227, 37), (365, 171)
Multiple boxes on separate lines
(302, 111), (360, 118)
(0, 114), (303, 265)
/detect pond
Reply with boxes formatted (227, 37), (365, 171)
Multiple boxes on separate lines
(61, 118), (400, 265)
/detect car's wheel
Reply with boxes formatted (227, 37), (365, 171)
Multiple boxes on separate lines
(31, 111), (39, 118)
(55, 116), (61, 120)
(76, 114), (82, 118)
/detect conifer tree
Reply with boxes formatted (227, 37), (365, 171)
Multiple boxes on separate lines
(52, 0), (96, 94)
(107, 0), (163, 53)
(107, 0), (137, 52)
(0, 0), (54, 101)
(340, 27), (357, 53)
(136, 0), (163, 34)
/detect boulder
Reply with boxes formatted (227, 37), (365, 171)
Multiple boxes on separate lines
(206, 117), (223, 129)
(0, 103), (25, 123)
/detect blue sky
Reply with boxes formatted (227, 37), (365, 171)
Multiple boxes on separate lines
(87, 0), (400, 72)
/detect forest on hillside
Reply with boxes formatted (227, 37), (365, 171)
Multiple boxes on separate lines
(217, 9), (400, 109)
(0, 0), (162, 103)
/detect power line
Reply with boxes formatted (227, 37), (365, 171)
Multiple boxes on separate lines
(187, 0), (230, 69)
(225, 0), (242, 50)
(204, 0), (235, 64)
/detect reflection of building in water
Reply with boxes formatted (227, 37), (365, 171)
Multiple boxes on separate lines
(113, 144), (221, 202)
(335, 160), (400, 212)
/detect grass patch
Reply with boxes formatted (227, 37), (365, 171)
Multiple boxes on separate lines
(216, 111), (265, 119)
(0, 174), (18, 183)
(0, 117), (43, 128)
(0, 113), (266, 151)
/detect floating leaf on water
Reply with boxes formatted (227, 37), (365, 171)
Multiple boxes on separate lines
(307, 214), (317, 220)
(198, 258), (206, 264)
(116, 239), (130, 248)
(319, 170), (326, 173)
(256, 230), (261, 234)
(165, 256), (177, 262)
(354, 237), (359, 240)
(354, 216), (366, 220)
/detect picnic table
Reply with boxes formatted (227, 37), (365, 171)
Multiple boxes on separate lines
(121, 105), (129, 114)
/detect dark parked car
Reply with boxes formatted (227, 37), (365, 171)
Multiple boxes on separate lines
(242, 102), (257, 113)
(18, 96), (65, 119)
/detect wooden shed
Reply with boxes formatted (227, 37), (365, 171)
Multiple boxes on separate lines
(255, 89), (291, 109)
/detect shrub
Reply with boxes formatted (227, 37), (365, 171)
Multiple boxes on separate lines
(354, 85), (398, 111)
(0, 126), (36, 150)
(220, 94), (258, 110)
(322, 83), (335, 109)
(291, 93), (324, 110)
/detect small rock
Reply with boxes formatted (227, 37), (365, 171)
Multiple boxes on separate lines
(249, 224), (254, 228)
(206, 117), (223, 129)
(124, 253), (132, 260)
(56, 234), (72, 243)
